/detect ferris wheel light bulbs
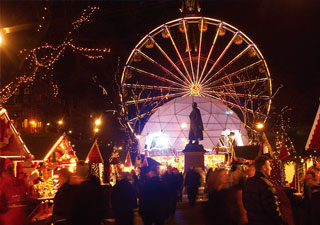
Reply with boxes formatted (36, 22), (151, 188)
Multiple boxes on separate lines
(161, 29), (170, 38)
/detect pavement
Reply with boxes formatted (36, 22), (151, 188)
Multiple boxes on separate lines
(104, 195), (211, 225)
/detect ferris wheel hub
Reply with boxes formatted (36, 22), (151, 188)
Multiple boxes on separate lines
(190, 82), (202, 96)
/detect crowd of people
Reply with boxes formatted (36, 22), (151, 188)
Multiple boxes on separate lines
(1, 155), (320, 225)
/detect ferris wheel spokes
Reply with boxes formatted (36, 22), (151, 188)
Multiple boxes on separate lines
(137, 49), (190, 86)
(203, 91), (270, 100)
(202, 92), (267, 118)
(198, 23), (220, 83)
(203, 60), (264, 88)
(206, 78), (269, 91)
(182, 19), (196, 82)
(150, 36), (193, 84)
(126, 66), (184, 87)
(164, 26), (193, 83)
(196, 18), (205, 83)
(125, 91), (189, 106)
(122, 83), (188, 92)
(199, 32), (238, 85)
(202, 45), (252, 87)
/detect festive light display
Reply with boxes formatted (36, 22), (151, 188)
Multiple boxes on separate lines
(273, 107), (297, 161)
(0, 5), (110, 105)
(120, 16), (273, 148)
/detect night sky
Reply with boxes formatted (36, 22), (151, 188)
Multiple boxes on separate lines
(1, 0), (320, 142)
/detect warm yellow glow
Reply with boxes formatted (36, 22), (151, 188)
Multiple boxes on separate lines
(118, 146), (123, 150)
(95, 119), (101, 126)
(68, 130), (72, 134)
(30, 120), (36, 125)
(181, 123), (187, 129)
(68, 166), (75, 173)
(160, 165), (165, 171)
(58, 120), (63, 125)
(136, 135), (141, 139)
(94, 128), (99, 133)
(46, 123), (50, 126)
(0, 34), (3, 45)
(256, 123), (264, 129)
(190, 83), (202, 96)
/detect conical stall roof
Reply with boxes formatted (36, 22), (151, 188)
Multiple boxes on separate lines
(86, 139), (104, 164)
(0, 108), (31, 159)
(306, 104), (320, 151)
(43, 133), (77, 164)
(139, 96), (249, 152)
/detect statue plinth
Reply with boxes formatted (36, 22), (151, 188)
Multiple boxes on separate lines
(182, 144), (206, 171)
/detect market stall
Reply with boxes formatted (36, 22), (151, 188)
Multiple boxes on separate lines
(86, 138), (105, 184)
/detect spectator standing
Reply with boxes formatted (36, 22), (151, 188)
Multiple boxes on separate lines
(206, 168), (232, 225)
(70, 161), (105, 225)
(184, 167), (201, 207)
(52, 168), (73, 225)
(162, 166), (179, 218)
(243, 155), (283, 225)
(111, 172), (137, 225)
(139, 168), (168, 225)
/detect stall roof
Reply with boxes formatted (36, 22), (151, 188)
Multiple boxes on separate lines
(21, 133), (61, 160)
(306, 104), (320, 150)
(0, 108), (31, 158)
(86, 139), (104, 163)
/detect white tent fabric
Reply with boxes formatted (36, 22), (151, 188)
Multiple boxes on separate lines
(139, 96), (249, 152)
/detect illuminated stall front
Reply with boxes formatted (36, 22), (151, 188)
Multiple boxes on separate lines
(138, 96), (249, 171)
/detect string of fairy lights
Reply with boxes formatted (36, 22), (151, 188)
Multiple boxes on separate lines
(36, 6), (48, 32)
(273, 107), (297, 161)
(0, 5), (110, 105)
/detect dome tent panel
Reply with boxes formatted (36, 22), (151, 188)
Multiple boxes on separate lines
(139, 96), (249, 152)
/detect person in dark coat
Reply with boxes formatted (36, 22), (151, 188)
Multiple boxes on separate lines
(162, 166), (179, 218)
(206, 168), (232, 225)
(184, 167), (201, 207)
(242, 155), (283, 225)
(188, 102), (204, 144)
(53, 168), (73, 225)
(139, 168), (169, 225)
(70, 161), (105, 225)
(111, 172), (137, 225)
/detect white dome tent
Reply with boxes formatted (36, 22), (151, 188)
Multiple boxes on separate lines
(139, 96), (249, 153)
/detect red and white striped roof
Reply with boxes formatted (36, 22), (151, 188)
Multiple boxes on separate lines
(306, 105), (320, 150)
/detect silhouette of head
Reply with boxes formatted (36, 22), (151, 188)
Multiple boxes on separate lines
(192, 102), (197, 108)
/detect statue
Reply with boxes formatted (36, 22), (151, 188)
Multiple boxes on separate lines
(188, 102), (204, 144)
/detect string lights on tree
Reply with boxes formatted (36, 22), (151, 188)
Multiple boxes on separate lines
(273, 107), (297, 161)
(0, 5), (110, 105)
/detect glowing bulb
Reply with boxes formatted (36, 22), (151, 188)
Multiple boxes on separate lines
(58, 120), (63, 125)
(94, 128), (99, 133)
(181, 123), (187, 129)
(256, 123), (264, 129)
(95, 119), (101, 126)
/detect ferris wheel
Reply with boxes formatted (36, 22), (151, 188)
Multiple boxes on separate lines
(120, 17), (272, 136)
